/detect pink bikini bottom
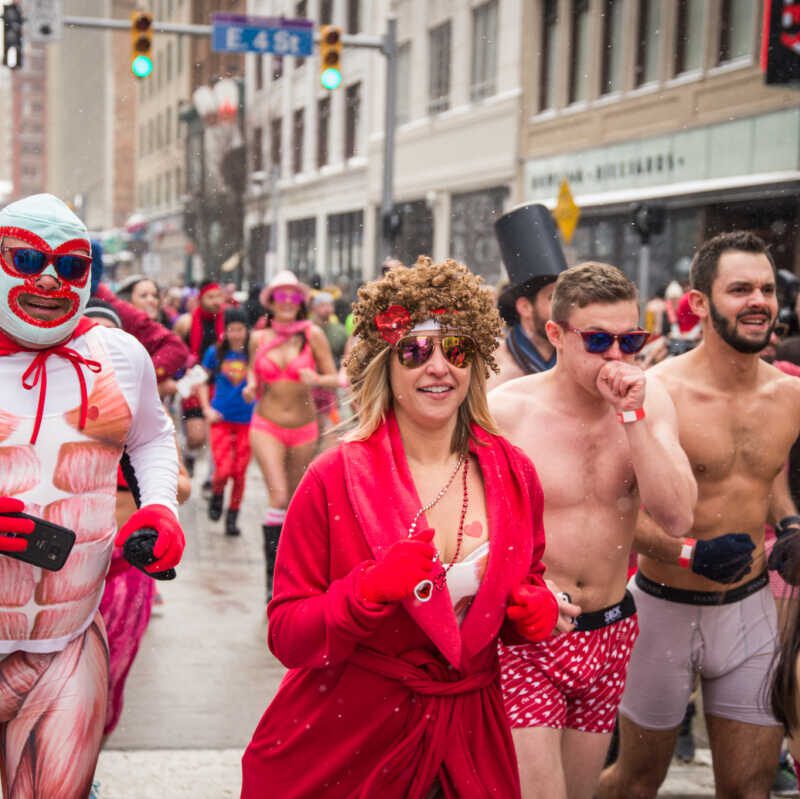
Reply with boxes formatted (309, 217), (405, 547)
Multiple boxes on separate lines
(250, 414), (318, 448)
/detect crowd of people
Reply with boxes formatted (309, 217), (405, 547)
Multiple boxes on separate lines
(2, 191), (800, 798)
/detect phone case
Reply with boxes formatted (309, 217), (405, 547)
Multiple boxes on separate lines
(3, 513), (76, 571)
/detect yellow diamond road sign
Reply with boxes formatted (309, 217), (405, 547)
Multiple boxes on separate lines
(552, 179), (580, 244)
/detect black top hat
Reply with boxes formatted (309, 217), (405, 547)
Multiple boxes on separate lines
(494, 203), (567, 324)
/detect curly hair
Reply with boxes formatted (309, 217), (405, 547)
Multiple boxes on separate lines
(344, 257), (502, 452)
(347, 256), (502, 384)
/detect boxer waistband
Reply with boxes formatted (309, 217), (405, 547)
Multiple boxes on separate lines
(635, 570), (768, 606)
(574, 590), (636, 632)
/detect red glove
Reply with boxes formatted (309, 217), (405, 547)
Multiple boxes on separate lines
(507, 584), (559, 642)
(357, 528), (436, 604)
(0, 497), (34, 553)
(116, 504), (185, 574)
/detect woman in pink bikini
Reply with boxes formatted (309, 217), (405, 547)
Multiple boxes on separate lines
(244, 270), (337, 599)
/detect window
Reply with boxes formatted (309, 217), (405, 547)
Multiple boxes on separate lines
(470, 1), (498, 101)
(601, 0), (625, 94)
(175, 166), (182, 197)
(165, 170), (172, 205)
(317, 96), (330, 168)
(320, 0), (333, 25)
(295, 1), (307, 67)
(292, 108), (304, 174)
(177, 35), (183, 73)
(396, 42), (411, 124)
(428, 21), (451, 113)
(286, 217), (316, 280)
(568, 0), (590, 103)
(165, 107), (172, 145)
(539, 0), (559, 111)
(252, 126), (264, 173)
(167, 41), (173, 81)
(718, 0), (754, 63)
(327, 211), (364, 283)
(344, 82), (361, 159)
(272, 56), (284, 80)
(347, 0), (360, 34)
(635, 0), (662, 86)
(674, 0), (704, 74)
(450, 187), (508, 284)
(270, 117), (282, 175)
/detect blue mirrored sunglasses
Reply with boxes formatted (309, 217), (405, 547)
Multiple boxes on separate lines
(2, 246), (91, 283)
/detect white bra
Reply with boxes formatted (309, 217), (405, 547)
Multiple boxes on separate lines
(447, 541), (490, 622)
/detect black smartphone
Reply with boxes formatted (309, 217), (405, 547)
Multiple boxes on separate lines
(3, 513), (76, 571)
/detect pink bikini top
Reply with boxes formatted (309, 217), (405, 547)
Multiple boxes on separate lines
(254, 330), (316, 384)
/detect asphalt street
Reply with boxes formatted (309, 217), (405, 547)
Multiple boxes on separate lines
(94, 457), (721, 798)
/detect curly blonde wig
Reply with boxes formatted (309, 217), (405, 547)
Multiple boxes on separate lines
(344, 257), (503, 451)
(346, 256), (502, 384)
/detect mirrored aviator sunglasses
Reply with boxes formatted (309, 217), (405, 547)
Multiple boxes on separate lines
(395, 334), (476, 369)
(561, 322), (650, 355)
(4, 247), (91, 283)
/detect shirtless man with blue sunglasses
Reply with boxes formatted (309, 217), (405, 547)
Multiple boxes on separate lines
(490, 261), (697, 799)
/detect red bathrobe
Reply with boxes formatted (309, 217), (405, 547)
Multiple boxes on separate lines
(241, 412), (548, 799)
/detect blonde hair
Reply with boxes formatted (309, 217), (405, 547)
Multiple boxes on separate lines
(344, 346), (500, 453)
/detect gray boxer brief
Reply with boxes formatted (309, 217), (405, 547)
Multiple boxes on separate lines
(619, 571), (779, 729)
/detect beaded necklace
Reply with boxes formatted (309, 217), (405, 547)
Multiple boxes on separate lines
(408, 452), (470, 603)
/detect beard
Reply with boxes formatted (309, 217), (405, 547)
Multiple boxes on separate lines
(708, 301), (774, 354)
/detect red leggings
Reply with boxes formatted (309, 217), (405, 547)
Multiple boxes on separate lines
(210, 421), (251, 509)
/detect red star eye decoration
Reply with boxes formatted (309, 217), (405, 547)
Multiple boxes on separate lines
(375, 305), (411, 345)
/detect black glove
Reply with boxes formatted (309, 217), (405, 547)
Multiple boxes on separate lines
(768, 516), (800, 586)
(691, 533), (755, 584)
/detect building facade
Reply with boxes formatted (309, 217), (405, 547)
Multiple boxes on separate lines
(519, 0), (800, 291)
(133, 0), (195, 285)
(244, 0), (519, 292)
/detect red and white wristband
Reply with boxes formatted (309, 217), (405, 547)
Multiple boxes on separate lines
(678, 537), (696, 569)
(617, 407), (646, 424)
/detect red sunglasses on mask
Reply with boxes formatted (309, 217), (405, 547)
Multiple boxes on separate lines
(1, 246), (91, 283)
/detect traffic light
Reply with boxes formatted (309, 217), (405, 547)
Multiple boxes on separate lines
(130, 10), (154, 79)
(3, 3), (24, 70)
(319, 25), (342, 90)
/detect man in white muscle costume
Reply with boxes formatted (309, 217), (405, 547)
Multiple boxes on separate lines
(0, 194), (185, 798)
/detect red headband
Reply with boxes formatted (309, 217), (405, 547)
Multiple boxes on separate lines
(199, 282), (220, 298)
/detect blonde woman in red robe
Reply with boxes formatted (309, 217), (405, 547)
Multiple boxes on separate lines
(241, 258), (559, 799)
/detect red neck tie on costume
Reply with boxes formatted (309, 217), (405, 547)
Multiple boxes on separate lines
(0, 317), (101, 444)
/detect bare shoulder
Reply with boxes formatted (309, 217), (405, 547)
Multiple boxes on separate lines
(308, 323), (328, 345)
(488, 373), (547, 433)
(645, 349), (709, 402)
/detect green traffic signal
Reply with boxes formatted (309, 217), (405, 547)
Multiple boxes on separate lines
(320, 67), (342, 90)
(131, 55), (153, 78)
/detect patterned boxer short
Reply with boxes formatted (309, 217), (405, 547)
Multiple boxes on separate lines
(501, 607), (638, 733)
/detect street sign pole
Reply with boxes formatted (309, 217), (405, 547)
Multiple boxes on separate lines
(380, 17), (397, 263)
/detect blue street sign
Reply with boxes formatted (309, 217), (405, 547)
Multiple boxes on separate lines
(211, 14), (314, 57)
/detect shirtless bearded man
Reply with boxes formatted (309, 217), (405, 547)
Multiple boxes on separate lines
(0, 194), (185, 797)
(598, 231), (800, 799)
(490, 262), (696, 799)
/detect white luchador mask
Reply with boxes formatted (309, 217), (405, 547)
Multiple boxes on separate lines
(0, 194), (92, 348)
